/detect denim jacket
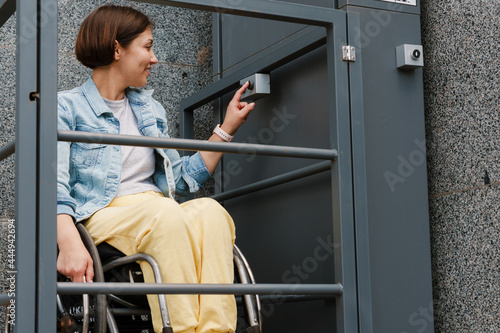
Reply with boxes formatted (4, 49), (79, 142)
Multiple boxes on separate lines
(57, 77), (211, 222)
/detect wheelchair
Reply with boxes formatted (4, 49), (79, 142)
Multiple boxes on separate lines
(57, 223), (262, 333)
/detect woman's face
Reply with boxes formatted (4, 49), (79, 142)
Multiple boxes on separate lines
(115, 27), (158, 88)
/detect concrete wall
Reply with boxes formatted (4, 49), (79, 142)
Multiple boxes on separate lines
(0, 0), (498, 332)
(421, 0), (499, 331)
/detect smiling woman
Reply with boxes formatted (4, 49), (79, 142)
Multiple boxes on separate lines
(91, 26), (158, 98)
(56, 5), (254, 333)
(75, 5), (158, 98)
(75, 5), (155, 70)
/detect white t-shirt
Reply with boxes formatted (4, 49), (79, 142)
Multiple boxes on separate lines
(103, 96), (161, 197)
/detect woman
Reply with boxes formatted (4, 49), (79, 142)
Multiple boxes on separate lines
(56, 5), (254, 333)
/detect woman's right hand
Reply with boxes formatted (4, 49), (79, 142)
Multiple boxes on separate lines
(57, 214), (94, 282)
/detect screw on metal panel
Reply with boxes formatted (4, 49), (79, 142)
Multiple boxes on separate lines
(29, 91), (39, 101)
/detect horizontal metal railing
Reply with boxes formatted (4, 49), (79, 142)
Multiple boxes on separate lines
(0, 0), (15, 28)
(0, 139), (14, 161)
(133, 0), (342, 26)
(211, 160), (332, 202)
(57, 282), (343, 296)
(0, 293), (12, 306)
(1, 131), (337, 163)
(59, 130), (337, 160)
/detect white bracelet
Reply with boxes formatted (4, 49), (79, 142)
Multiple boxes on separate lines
(213, 124), (234, 142)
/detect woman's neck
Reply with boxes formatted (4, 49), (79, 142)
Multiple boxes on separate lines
(91, 67), (127, 100)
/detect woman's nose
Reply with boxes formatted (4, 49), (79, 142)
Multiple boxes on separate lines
(151, 51), (158, 64)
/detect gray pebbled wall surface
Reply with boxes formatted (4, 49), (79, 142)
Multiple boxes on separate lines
(421, 0), (499, 331)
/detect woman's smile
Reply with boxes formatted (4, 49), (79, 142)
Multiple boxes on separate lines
(115, 26), (158, 88)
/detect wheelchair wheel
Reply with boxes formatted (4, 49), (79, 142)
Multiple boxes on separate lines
(56, 224), (108, 333)
(234, 245), (262, 333)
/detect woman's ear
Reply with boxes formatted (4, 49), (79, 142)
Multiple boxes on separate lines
(113, 40), (121, 61)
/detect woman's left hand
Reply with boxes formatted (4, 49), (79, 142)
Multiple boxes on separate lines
(220, 81), (255, 135)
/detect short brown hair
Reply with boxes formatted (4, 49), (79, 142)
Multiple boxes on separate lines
(75, 5), (155, 69)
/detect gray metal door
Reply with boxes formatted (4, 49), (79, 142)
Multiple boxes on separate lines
(208, 0), (434, 332)
(211, 2), (357, 332)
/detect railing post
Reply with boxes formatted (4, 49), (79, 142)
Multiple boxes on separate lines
(326, 18), (359, 333)
(14, 0), (57, 331)
(37, 0), (58, 331)
(346, 11), (373, 333)
(14, 0), (38, 331)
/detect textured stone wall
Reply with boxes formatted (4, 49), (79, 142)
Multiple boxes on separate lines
(421, 0), (499, 331)
(0, 0), (213, 330)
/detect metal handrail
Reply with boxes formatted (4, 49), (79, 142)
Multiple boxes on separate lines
(57, 282), (343, 296)
(0, 139), (14, 162)
(133, 0), (343, 26)
(0, 293), (12, 306)
(0, 0), (15, 28)
(211, 161), (332, 202)
(58, 130), (337, 160)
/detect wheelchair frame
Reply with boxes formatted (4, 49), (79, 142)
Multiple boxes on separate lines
(55, 224), (262, 333)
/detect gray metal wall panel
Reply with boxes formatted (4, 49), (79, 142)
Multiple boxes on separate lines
(220, 0), (332, 75)
(350, 7), (434, 333)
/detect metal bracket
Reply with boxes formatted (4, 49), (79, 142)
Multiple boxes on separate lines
(342, 45), (356, 62)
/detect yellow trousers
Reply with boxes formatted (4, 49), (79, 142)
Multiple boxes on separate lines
(84, 191), (237, 333)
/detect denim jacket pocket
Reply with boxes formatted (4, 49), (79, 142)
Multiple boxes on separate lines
(71, 141), (108, 167)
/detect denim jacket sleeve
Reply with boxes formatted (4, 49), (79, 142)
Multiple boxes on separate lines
(150, 98), (212, 197)
(56, 99), (77, 220)
(173, 151), (212, 196)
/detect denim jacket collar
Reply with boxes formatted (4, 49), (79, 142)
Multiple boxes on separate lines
(81, 77), (155, 117)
